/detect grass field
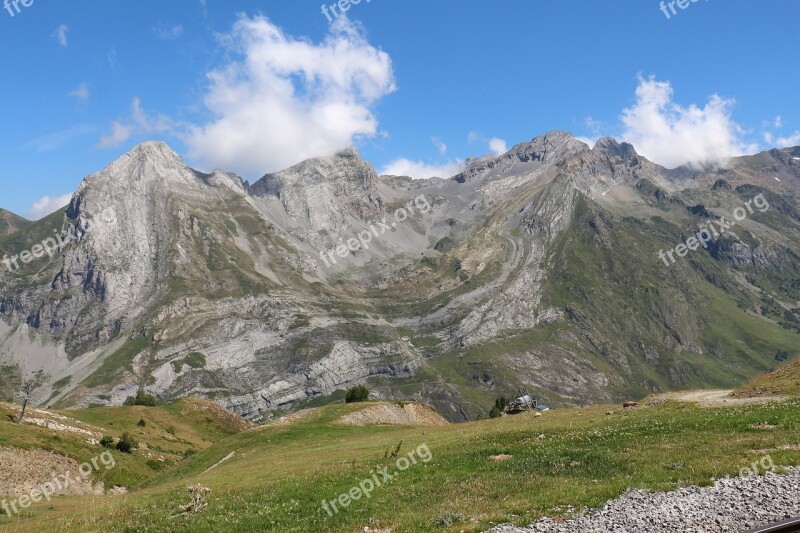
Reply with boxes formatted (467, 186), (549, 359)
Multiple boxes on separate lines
(2, 394), (799, 532)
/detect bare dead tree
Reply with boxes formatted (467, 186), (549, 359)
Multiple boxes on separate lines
(18, 382), (32, 425)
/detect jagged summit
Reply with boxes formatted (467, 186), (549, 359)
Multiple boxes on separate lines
(249, 146), (383, 226)
(453, 130), (589, 183)
(129, 140), (184, 163)
(250, 147), (376, 195)
(592, 137), (638, 159)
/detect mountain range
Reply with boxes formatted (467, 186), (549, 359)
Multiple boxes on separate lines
(1, 131), (799, 421)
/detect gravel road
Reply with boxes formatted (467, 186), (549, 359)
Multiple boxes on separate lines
(488, 468), (800, 533)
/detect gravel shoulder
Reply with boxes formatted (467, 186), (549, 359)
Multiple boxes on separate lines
(339, 402), (448, 426)
(647, 389), (788, 408)
(488, 468), (800, 533)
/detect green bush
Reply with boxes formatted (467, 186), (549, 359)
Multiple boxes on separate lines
(116, 432), (138, 454)
(146, 459), (166, 471)
(99, 435), (114, 448)
(345, 385), (369, 403)
(182, 448), (197, 459)
(137, 418), (146, 427)
(123, 390), (161, 407)
(489, 396), (509, 418)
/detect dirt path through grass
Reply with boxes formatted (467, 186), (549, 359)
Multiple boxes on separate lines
(650, 389), (788, 407)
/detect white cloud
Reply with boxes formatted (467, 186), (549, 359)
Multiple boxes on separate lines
(107, 47), (117, 68)
(53, 24), (69, 47)
(380, 158), (464, 179)
(69, 83), (90, 100)
(184, 15), (396, 175)
(774, 116), (783, 128)
(772, 132), (800, 148)
(26, 194), (73, 220)
(467, 132), (509, 156)
(154, 23), (183, 40)
(432, 137), (447, 156)
(488, 138), (508, 156)
(620, 76), (754, 169)
(98, 122), (133, 148)
(21, 125), (95, 152)
(98, 98), (177, 148)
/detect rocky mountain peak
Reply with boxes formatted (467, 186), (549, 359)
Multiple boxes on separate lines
(130, 140), (184, 164)
(592, 137), (639, 160)
(453, 130), (589, 183)
(86, 140), (193, 192)
(249, 147), (384, 227)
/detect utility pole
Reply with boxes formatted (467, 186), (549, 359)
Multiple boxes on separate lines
(18, 382), (32, 425)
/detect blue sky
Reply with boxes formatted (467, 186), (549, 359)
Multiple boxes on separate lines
(1, 0), (799, 219)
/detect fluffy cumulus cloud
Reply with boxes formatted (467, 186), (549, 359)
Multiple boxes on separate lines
(184, 15), (396, 175)
(467, 132), (510, 157)
(620, 76), (755, 169)
(380, 159), (464, 180)
(488, 138), (508, 156)
(26, 194), (73, 220)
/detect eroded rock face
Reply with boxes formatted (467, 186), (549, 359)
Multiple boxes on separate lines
(1, 133), (799, 421)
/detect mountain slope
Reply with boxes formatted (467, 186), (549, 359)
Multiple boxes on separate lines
(0, 209), (29, 236)
(1, 134), (799, 422)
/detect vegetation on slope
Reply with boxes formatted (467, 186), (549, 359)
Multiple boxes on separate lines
(5, 397), (799, 532)
(0, 398), (249, 493)
(733, 354), (800, 397)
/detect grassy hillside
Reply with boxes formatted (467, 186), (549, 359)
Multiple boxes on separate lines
(0, 209), (29, 237)
(4, 397), (799, 532)
(733, 354), (800, 397)
(0, 398), (249, 491)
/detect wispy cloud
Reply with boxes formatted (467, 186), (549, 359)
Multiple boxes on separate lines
(53, 24), (69, 47)
(107, 47), (117, 68)
(68, 83), (90, 101)
(25, 193), (73, 220)
(154, 23), (183, 40)
(21, 125), (95, 152)
(432, 137), (447, 156)
(765, 131), (800, 148)
(98, 98), (178, 148)
(380, 158), (464, 180)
